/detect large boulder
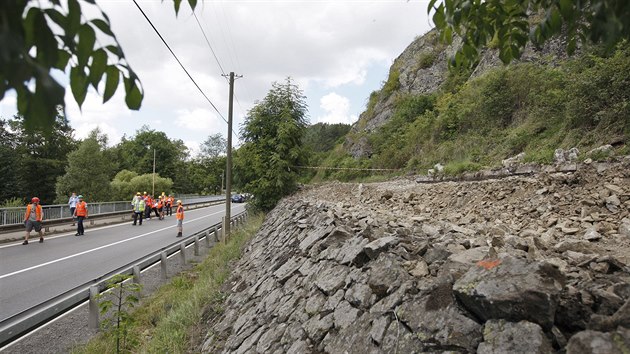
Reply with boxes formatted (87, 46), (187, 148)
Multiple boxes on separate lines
(566, 327), (630, 354)
(477, 320), (553, 354)
(453, 255), (565, 329)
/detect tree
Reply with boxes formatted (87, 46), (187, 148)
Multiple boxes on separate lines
(235, 78), (309, 211)
(97, 274), (142, 354)
(428, 0), (630, 67)
(55, 128), (115, 202)
(303, 123), (351, 153)
(112, 126), (188, 184)
(0, 0), (197, 131)
(200, 133), (227, 160)
(6, 111), (77, 204)
(110, 170), (173, 201)
(0, 120), (24, 204)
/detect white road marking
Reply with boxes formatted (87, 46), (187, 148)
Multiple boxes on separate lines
(0, 209), (230, 279)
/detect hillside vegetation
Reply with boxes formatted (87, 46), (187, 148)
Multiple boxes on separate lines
(311, 44), (630, 181)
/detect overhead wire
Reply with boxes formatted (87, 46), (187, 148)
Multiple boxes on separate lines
(212, 1), (255, 144)
(132, 0), (228, 125)
(191, 8), (241, 141)
(192, 11), (226, 77)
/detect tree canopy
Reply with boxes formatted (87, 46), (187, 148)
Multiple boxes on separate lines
(428, 0), (630, 66)
(0, 0), (198, 131)
(55, 128), (115, 203)
(235, 78), (309, 211)
(1, 112), (76, 204)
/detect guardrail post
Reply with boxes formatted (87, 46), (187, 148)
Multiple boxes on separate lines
(160, 252), (168, 279)
(133, 265), (141, 284)
(89, 285), (99, 330)
(180, 243), (187, 264)
(194, 236), (200, 256)
(204, 230), (211, 247)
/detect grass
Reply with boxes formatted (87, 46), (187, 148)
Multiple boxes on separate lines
(72, 213), (265, 354)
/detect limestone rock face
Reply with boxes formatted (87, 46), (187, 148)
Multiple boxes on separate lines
(200, 162), (630, 353)
(345, 29), (573, 158)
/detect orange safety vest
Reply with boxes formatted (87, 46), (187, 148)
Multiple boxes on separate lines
(24, 204), (43, 221)
(158, 199), (163, 208)
(176, 205), (184, 220)
(75, 201), (88, 217)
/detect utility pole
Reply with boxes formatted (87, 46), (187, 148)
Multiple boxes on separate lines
(223, 72), (235, 240)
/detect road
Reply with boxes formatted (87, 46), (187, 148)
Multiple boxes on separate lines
(0, 203), (246, 323)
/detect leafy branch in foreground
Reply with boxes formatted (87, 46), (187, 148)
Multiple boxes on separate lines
(428, 0), (630, 67)
(0, 0), (198, 131)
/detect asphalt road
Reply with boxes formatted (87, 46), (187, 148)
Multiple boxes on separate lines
(0, 203), (246, 323)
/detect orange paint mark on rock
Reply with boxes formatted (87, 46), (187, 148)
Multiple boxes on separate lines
(477, 259), (501, 270)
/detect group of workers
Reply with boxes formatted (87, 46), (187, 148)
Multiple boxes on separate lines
(21, 191), (185, 245)
(23, 193), (87, 245)
(131, 192), (185, 237)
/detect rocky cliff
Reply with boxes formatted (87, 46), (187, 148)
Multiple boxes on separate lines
(200, 158), (630, 353)
(345, 30), (572, 159)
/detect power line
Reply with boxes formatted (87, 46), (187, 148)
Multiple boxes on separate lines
(132, 0), (228, 125)
(192, 11), (226, 77)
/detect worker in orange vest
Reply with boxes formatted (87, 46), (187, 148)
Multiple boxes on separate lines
(157, 196), (164, 220)
(144, 193), (151, 220)
(176, 200), (184, 237)
(164, 194), (173, 216)
(73, 195), (88, 236)
(23, 197), (44, 245)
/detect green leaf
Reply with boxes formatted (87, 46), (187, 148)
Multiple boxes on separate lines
(433, 4), (446, 28)
(549, 8), (562, 32)
(188, 0), (198, 11)
(174, 0), (182, 15)
(55, 49), (71, 70)
(44, 8), (67, 29)
(105, 45), (123, 58)
(89, 49), (108, 89)
(103, 65), (119, 103)
(67, 0), (81, 36)
(558, 0), (573, 19)
(124, 77), (143, 110)
(70, 66), (88, 107)
(23, 8), (40, 47)
(91, 19), (114, 36)
(34, 11), (59, 67)
(77, 24), (96, 67)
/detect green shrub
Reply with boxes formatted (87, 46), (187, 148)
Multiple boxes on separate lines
(443, 160), (483, 176)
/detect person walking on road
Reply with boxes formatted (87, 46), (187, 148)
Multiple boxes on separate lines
(23, 197), (44, 245)
(132, 193), (145, 226)
(68, 192), (78, 226)
(176, 200), (184, 237)
(165, 194), (173, 216)
(144, 194), (153, 220)
(74, 195), (88, 236)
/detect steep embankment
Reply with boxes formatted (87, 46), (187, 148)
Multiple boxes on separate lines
(200, 159), (630, 353)
(326, 28), (629, 181)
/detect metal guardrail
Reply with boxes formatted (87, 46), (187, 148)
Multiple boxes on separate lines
(0, 210), (248, 348)
(0, 195), (224, 227)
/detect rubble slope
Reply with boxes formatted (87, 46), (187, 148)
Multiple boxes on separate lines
(201, 159), (630, 353)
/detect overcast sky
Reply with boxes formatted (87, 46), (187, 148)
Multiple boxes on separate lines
(0, 0), (433, 156)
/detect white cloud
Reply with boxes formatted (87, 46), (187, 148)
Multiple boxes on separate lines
(175, 108), (223, 132)
(0, 95), (17, 119)
(184, 140), (201, 159)
(316, 93), (357, 125)
(0, 1), (432, 147)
